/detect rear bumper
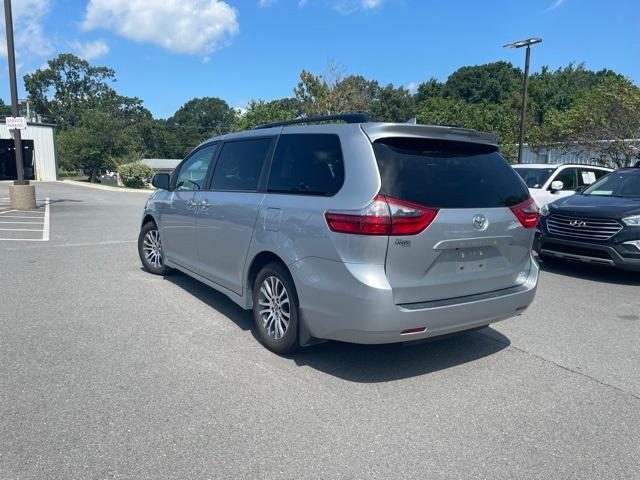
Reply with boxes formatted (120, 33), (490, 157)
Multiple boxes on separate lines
(535, 235), (640, 271)
(290, 256), (539, 344)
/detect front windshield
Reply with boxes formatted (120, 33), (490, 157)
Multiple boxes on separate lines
(583, 171), (640, 197)
(513, 167), (555, 188)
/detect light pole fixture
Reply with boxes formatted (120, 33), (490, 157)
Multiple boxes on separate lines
(504, 37), (542, 164)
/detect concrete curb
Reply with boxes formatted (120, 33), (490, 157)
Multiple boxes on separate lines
(59, 180), (154, 194)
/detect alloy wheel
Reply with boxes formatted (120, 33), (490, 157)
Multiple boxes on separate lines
(258, 276), (290, 340)
(142, 229), (163, 269)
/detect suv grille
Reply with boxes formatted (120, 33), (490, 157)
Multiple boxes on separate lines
(546, 214), (622, 241)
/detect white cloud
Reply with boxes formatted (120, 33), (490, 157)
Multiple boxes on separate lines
(361, 0), (384, 8)
(546, 0), (566, 11)
(83, 0), (239, 58)
(259, 0), (277, 6)
(298, 0), (384, 13)
(0, 0), (54, 60)
(405, 82), (418, 94)
(70, 40), (110, 60)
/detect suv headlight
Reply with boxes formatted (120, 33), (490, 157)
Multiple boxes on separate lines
(540, 204), (550, 217)
(622, 215), (640, 226)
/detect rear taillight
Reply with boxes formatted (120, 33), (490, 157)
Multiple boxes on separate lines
(325, 195), (438, 236)
(510, 197), (539, 228)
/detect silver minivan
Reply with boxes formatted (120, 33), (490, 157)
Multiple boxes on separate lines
(139, 115), (539, 353)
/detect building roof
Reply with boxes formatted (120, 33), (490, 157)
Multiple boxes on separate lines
(141, 159), (181, 170)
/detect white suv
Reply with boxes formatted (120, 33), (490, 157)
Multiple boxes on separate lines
(512, 164), (612, 208)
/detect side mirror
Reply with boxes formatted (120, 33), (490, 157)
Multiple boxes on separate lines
(550, 180), (564, 193)
(575, 186), (586, 194)
(152, 173), (170, 190)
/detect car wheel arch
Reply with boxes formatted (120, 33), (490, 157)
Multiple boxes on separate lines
(246, 251), (294, 306)
(142, 213), (157, 228)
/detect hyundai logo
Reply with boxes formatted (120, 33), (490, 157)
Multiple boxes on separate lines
(569, 220), (588, 228)
(472, 215), (488, 231)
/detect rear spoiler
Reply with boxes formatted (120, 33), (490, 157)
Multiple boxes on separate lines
(361, 123), (499, 147)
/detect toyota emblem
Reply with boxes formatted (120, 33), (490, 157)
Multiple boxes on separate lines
(472, 215), (488, 231)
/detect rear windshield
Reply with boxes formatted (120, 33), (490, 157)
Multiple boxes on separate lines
(374, 138), (530, 208)
(513, 167), (556, 188)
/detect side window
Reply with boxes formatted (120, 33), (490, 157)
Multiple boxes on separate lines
(175, 144), (217, 191)
(211, 138), (272, 192)
(268, 134), (344, 196)
(552, 168), (577, 191)
(578, 168), (599, 188)
(594, 169), (609, 180)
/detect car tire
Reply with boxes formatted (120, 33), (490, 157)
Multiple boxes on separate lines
(138, 221), (172, 276)
(252, 263), (300, 354)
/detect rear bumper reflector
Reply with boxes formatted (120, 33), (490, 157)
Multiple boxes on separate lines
(400, 327), (427, 335)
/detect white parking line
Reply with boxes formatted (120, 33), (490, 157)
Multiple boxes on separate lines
(42, 198), (50, 241)
(0, 221), (43, 224)
(0, 228), (42, 231)
(0, 198), (50, 242)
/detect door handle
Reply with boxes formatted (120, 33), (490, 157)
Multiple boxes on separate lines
(199, 200), (211, 211)
(186, 200), (196, 209)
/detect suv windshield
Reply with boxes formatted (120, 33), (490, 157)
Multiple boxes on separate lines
(513, 167), (556, 188)
(373, 138), (529, 208)
(583, 170), (640, 197)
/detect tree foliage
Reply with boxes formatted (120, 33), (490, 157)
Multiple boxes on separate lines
(233, 99), (298, 131)
(442, 61), (521, 104)
(24, 54), (118, 129)
(530, 77), (640, 168)
(292, 66), (415, 122)
(57, 109), (141, 182)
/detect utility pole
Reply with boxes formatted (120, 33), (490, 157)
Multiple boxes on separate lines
(4, 0), (36, 208)
(504, 37), (542, 164)
(4, 0), (24, 184)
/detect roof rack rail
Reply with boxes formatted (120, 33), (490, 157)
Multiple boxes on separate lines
(255, 113), (371, 130)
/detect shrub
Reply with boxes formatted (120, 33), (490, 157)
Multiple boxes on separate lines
(118, 162), (154, 189)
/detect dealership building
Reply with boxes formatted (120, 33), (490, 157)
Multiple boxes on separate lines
(0, 121), (58, 182)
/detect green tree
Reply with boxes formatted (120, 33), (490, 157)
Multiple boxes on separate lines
(528, 63), (623, 124)
(234, 99), (297, 131)
(417, 98), (520, 161)
(0, 99), (11, 117)
(169, 97), (235, 135)
(415, 78), (445, 103)
(443, 62), (522, 104)
(530, 77), (640, 168)
(294, 66), (378, 116)
(294, 66), (414, 122)
(369, 84), (416, 122)
(57, 109), (141, 182)
(24, 54), (117, 129)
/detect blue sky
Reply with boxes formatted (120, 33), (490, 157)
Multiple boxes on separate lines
(1, 0), (639, 119)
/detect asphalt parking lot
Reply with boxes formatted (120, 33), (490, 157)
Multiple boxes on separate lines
(1, 181), (639, 479)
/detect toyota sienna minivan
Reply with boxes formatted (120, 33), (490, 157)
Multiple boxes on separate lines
(139, 114), (539, 353)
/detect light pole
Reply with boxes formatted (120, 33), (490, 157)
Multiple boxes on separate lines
(4, 0), (36, 209)
(504, 37), (542, 164)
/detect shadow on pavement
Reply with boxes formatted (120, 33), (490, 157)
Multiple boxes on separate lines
(166, 271), (511, 383)
(292, 328), (510, 383)
(46, 199), (84, 205)
(165, 271), (253, 331)
(538, 257), (640, 286)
